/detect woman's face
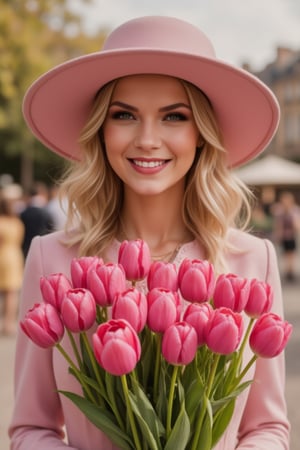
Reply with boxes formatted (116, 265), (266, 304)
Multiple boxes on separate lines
(103, 74), (200, 197)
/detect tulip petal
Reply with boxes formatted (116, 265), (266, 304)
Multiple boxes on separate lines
(100, 339), (139, 375)
(22, 319), (57, 348)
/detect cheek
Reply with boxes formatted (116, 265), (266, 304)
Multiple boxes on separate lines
(170, 126), (199, 153)
(175, 136), (197, 165)
(104, 128), (122, 151)
(103, 127), (127, 166)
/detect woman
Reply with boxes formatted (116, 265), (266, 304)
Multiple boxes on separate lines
(0, 195), (24, 335)
(273, 191), (300, 281)
(9, 16), (289, 449)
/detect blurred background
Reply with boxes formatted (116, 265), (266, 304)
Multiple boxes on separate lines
(0, 0), (300, 448)
(1, 0), (300, 190)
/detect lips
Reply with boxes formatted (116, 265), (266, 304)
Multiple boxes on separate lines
(132, 159), (165, 168)
(128, 158), (170, 174)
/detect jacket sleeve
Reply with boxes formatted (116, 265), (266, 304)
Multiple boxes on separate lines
(9, 236), (78, 449)
(237, 239), (290, 449)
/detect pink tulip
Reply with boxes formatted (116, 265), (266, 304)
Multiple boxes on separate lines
(147, 288), (181, 333)
(71, 256), (103, 288)
(213, 274), (250, 313)
(20, 303), (64, 348)
(112, 288), (148, 333)
(245, 279), (273, 318)
(87, 263), (126, 306)
(205, 307), (244, 354)
(60, 288), (96, 332)
(183, 302), (213, 345)
(40, 273), (73, 311)
(250, 313), (293, 358)
(147, 261), (178, 291)
(93, 319), (141, 375)
(162, 321), (198, 365)
(118, 239), (152, 282)
(178, 258), (215, 303)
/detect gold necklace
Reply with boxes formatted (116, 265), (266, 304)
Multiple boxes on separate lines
(118, 222), (182, 263)
(151, 244), (182, 263)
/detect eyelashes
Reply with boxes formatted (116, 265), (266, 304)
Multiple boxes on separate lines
(110, 110), (188, 122)
(164, 113), (187, 121)
(111, 111), (134, 120)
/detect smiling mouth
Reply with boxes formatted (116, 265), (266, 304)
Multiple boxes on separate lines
(130, 159), (169, 168)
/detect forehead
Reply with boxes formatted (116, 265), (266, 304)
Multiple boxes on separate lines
(111, 74), (189, 100)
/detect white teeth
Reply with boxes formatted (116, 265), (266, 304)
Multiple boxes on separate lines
(133, 160), (165, 168)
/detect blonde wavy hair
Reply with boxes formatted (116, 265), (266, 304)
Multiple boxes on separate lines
(60, 77), (253, 271)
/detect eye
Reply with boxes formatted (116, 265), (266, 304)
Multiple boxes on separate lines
(164, 112), (187, 121)
(111, 110), (135, 120)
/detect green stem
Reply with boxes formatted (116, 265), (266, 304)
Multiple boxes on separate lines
(96, 305), (102, 324)
(237, 318), (255, 371)
(131, 369), (138, 383)
(166, 365), (179, 438)
(56, 343), (96, 404)
(153, 333), (162, 402)
(224, 318), (255, 394)
(107, 374), (126, 432)
(81, 332), (106, 406)
(66, 329), (82, 368)
(234, 354), (257, 388)
(191, 353), (220, 450)
(96, 305), (108, 324)
(102, 306), (108, 322)
(207, 353), (220, 396)
(121, 374), (142, 450)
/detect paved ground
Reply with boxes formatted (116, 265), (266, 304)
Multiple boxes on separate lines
(283, 277), (300, 450)
(1, 271), (299, 449)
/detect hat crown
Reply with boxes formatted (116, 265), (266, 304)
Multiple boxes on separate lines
(23, 15), (279, 166)
(103, 16), (216, 58)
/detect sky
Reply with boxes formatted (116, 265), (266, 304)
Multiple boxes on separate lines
(71, 0), (300, 70)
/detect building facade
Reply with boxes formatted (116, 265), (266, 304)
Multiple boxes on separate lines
(247, 47), (300, 161)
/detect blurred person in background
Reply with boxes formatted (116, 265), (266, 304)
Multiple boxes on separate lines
(260, 186), (276, 218)
(19, 182), (55, 257)
(0, 194), (25, 335)
(46, 184), (67, 230)
(273, 191), (300, 282)
(250, 201), (274, 240)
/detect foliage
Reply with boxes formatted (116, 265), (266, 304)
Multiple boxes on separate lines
(0, 0), (106, 186)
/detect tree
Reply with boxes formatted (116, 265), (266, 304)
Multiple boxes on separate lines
(0, 0), (106, 190)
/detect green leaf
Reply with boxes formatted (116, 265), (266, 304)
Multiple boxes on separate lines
(195, 411), (212, 450)
(133, 379), (165, 435)
(105, 372), (125, 409)
(104, 372), (127, 430)
(181, 360), (200, 391)
(139, 327), (155, 386)
(67, 367), (99, 400)
(155, 361), (170, 423)
(60, 390), (133, 450)
(212, 398), (235, 447)
(79, 333), (93, 375)
(164, 397), (190, 450)
(185, 377), (205, 420)
(212, 380), (252, 410)
(128, 392), (161, 450)
(80, 372), (104, 394)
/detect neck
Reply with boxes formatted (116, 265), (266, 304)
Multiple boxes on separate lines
(118, 189), (193, 258)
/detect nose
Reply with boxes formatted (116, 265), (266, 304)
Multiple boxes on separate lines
(134, 120), (162, 151)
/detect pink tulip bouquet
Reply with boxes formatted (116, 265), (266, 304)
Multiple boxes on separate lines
(20, 239), (292, 450)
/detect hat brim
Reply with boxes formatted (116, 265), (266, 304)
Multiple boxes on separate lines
(23, 48), (279, 168)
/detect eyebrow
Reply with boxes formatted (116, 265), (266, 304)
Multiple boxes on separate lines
(109, 101), (192, 112)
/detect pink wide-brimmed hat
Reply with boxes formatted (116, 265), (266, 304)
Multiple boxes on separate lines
(23, 16), (279, 168)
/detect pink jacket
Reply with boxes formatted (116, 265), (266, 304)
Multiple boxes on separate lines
(9, 229), (290, 449)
